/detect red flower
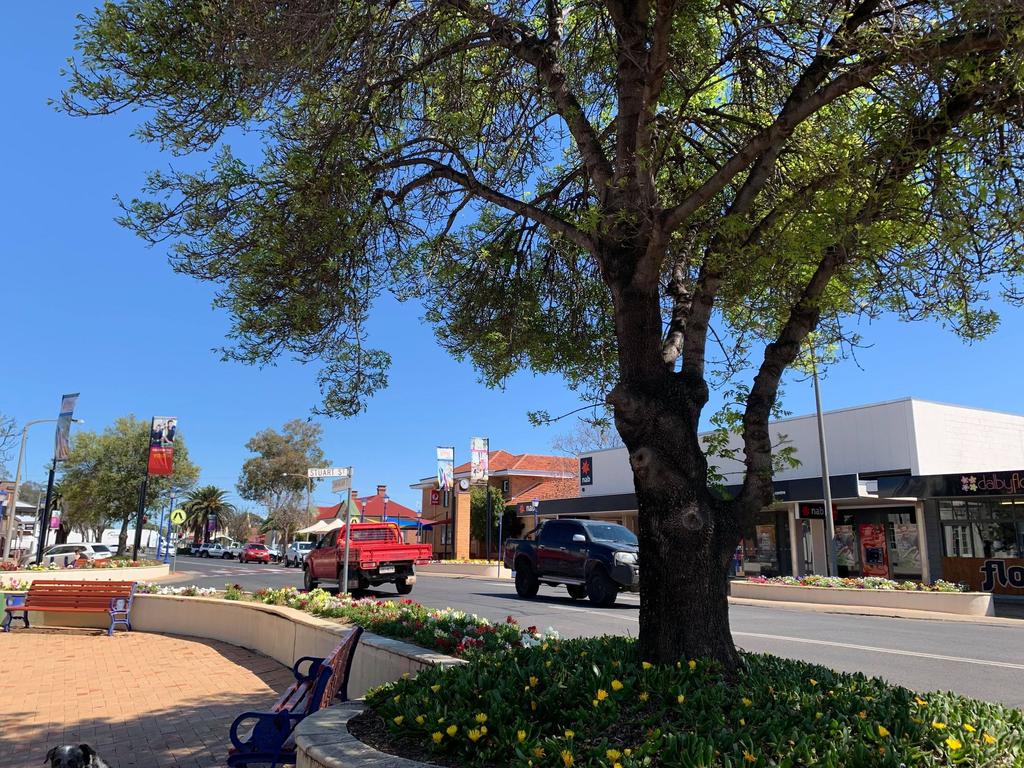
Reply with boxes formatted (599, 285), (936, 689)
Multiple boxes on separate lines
(506, 615), (518, 625)
(527, 626), (538, 635)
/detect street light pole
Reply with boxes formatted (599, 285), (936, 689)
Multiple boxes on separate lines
(3, 418), (63, 561)
(810, 346), (839, 577)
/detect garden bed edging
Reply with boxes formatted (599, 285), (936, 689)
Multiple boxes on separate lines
(0, 563), (171, 586)
(729, 580), (994, 615)
(296, 702), (430, 768)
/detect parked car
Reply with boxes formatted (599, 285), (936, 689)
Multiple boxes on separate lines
(267, 545), (284, 563)
(225, 541), (245, 559)
(239, 543), (272, 564)
(503, 519), (639, 606)
(25, 542), (115, 568)
(284, 541), (314, 568)
(304, 522), (432, 594)
(198, 542), (230, 558)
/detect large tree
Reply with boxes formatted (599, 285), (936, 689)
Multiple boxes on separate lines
(60, 417), (200, 554)
(64, 1), (1024, 665)
(236, 420), (327, 543)
(183, 485), (236, 544)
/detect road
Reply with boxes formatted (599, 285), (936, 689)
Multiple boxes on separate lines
(166, 555), (1024, 708)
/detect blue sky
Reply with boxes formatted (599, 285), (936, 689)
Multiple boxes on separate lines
(3, 3), (1024, 514)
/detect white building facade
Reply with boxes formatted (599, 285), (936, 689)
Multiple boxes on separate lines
(539, 399), (1024, 596)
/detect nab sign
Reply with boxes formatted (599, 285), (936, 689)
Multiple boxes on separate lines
(580, 456), (593, 486)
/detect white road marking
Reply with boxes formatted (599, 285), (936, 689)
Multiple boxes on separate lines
(733, 632), (1024, 671)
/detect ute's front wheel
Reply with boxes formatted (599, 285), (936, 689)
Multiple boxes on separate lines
(303, 566), (318, 591)
(586, 568), (618, 607)
(515, 562), (540, 598)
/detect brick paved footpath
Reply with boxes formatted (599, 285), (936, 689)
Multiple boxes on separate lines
(0, 628), (293, 767)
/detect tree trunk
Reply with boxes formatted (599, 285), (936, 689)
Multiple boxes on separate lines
(56, 521), (70, 545)
(636, 491), (740, 668)
(117, 515), (129, 556)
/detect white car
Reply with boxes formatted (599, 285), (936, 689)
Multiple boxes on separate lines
(284, 541), (314, 568)
(28, 543), (114, 568)
(198, 542), (231, 558)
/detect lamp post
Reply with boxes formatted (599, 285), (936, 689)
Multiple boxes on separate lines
(809, 346), (838, 577)
(3, 417), (83, 561)
(383, 494), (390, 524)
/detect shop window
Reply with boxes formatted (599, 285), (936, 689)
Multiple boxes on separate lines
(939, 499), (1024, 559)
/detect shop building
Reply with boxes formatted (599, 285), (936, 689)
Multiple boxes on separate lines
(539, 398), (1024, 596)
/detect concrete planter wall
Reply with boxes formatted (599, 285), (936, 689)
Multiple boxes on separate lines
(0, 563), (170, 586)
(296, 703), (431, 768)
(416, 562), (510, 580)
(729, 580), (995, 616)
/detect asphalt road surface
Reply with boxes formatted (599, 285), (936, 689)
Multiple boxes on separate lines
(167, 556), (1024, 708)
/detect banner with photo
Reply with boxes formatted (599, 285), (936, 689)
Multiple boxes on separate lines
(436, 446), (454, 491)
(469, 437), (489, 485)
(54, 392), (80, 462)
(147, 416), (177, 476)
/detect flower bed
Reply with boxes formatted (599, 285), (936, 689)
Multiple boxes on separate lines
(252, 587), (551, 657)
(137, 582), (218, 597)
(361, 636), (1022, 767)
(0, 577), (31, 591)
(1, 557), (161, 572)
(750, 575), (965, 592)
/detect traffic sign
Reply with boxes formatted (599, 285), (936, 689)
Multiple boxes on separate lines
(307, 467), (351, 479)
(331, 476), (352, 493)
(170, 508), (187, 525)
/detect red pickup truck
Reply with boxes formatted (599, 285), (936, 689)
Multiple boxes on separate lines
(303, 522), (432, 595)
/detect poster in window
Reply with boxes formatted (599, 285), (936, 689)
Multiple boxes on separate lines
(834, 525), (858, 567)
(859, 523), (889, 576)
(756, 525), (776, 558)
(893, 523), (922, 571)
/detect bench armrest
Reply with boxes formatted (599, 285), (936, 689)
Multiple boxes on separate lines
(291, 655), (325, 682)
(228, 709), (303, 751)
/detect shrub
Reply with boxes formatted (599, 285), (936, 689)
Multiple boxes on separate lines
(224, 583), (244, 600)
(750, 575), (966, 592)
(366, 636), (1022, 767)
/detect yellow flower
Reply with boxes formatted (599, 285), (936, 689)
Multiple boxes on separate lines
(676, 661), (681, 669)
(480, 726), (487, 735)
(677, 694), (685, 704)
(642, 661), (653, 670)
(529, 676), (539, 687)
(932, 721), (947, 730)
(431, 731), (443, 744)
(606, 749), (622, 761)
(564, 729), (574, 738)
(533, 746), (546, 758)
(639, 691), (649, 702)
(542, 643), (549, 651)
(914, 697), (927, 706)
(393, 695), (401, 703)
(743, 751), (756, 763)
(611, 679), (624, 691)
(963, 724), (976, 733)
(624, 749), (632, 757)
(858, 711), (867, 720)
(983, 733), (997, 745)
(814, 713), (823, 720)
(545, 660), (553, 668)
(475, 713), (487, 724)
(945, 737), (963, 750)
(446, 725), (458, 737)
(739, 718), (746, 726)
(517, 730), (527, 743)
(592, 699), (599, 708)
(742, 697), (753, 707)
(415, 715), (425, 726)
(689, 660), (697, 670)
(393, 716), (404, 726)
(597, 688), (609, 701)
(561, 750), (575, 767)
(809, 679), (818, 686)
(430, 684), (441, 693)
(614, 764), (623, 768)
(467, 728), (482, 742)
(878, 726), (890, 738)
(531, 700), (537, 711)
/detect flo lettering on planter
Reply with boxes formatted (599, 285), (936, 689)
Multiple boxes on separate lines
(980, 560), (1024, 591)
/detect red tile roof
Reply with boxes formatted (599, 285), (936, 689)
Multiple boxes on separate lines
(451, 451), (576, 476)
(316, 492), (419, 522)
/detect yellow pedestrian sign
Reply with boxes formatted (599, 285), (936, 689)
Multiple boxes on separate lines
(170, 508), (186, 525)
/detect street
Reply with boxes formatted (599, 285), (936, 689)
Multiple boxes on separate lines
(166, 556), (1024, 709)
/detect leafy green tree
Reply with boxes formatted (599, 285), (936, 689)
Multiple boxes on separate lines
(60, 416), (199, 554)
(183, 485), (236, 545)
(236, 420), (327, 544)
(0, 411), (15, 477)
(63, 1), (1024, 666)
(469, 485), (507, 557)
(225, 507), (262, 543)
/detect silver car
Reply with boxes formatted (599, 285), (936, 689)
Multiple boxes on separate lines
(28, 542), (114, 567)
(284, 541), (313, 568)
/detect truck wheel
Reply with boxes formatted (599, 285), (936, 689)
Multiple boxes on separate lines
(514, 562), (540, 598)
(396, 578), (413, 595)
(303, 565), (319, 592)
(566, 584), (587, 600)
(586, 568), (618, 607)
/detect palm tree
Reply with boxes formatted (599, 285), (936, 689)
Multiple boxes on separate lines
(183, 486), (236, 545)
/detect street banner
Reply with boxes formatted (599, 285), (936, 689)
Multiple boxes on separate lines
(54, 392), (80, 462)
(331, 476), (352, 494)
(436, 447), (454, 491)
(470, 437), (489, 485)
(147, 416), (177, 476)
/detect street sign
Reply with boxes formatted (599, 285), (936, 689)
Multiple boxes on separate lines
(170, 508), (187, 525)
(307, 467), (351, 479)
(331, 476), (352, 493)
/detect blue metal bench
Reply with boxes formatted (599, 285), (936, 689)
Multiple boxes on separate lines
(227, 626), (363, 767)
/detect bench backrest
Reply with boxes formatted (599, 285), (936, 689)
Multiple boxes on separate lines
(24, 581), (136, 610)
(318, 626), (363, 708)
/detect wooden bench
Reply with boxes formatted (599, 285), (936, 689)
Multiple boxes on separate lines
(2, 580), (136, 636)
(227, 626), (363, 767)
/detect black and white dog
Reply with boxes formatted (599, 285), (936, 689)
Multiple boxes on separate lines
(44, 745), (111, 768)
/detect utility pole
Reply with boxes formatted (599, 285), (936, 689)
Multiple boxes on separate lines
(810, 346), (838, 577)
